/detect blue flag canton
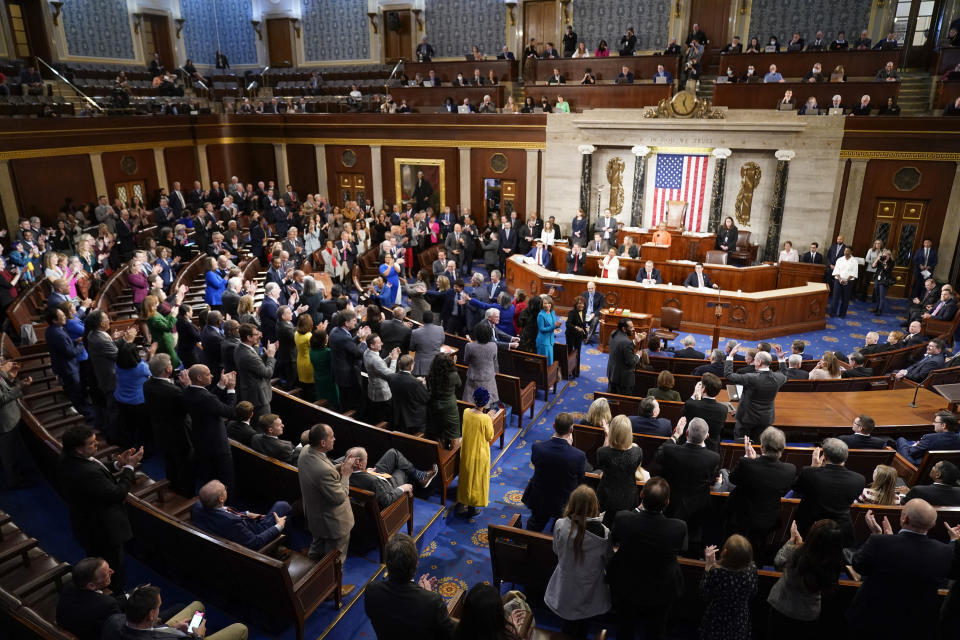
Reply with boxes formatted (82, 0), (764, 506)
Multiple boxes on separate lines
(655, 154), (685, 189)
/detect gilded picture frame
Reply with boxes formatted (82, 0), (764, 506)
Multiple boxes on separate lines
(394, 158), (445, 212)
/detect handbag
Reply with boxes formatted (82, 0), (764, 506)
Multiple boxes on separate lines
(502, 590), (535, 639)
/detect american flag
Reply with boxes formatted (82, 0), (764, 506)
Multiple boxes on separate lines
(652, 153), (709, 231)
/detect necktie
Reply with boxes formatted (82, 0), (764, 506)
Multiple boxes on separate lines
(699, 274), (704, 288)
(933, 301), (944, 316)
(925, 248), (929, 263)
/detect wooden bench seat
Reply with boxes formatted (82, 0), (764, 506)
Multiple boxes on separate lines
(890, 450), (960, 486)
(455, 363), (535, 432)
(553, 342), (580, 380)
(501, 349), (561, 401)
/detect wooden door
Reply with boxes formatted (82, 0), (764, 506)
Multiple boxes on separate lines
(266, 18), (294, 67)
(383, 10), (413, 62)
(482, 178), (517, 229)
(113, 180), (146, 208)
(142, 14), (174, 73)
(871, 198), (927, 297)
(6, 0), (52, 61)
(337, 174), (366, 207)
(523, 0), (559, 54)
(892, 0), (946, 68)
(689, 0), (730, 73)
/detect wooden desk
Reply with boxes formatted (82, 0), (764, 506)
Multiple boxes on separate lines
(933, 383), (960, 413)
(599, 310), (653, 353)
(551, 245), (778, 292)
(776, 261), (827, 288)
(718, 388), (945, 436)
(713, 81), (900, 110)
(404, 60), (519, 83)
(531, 84), (672, 112)
(389, 86), (505, 110)
(935, 81), (960, 110)
(720, 50), (903, 79)
(505, 256), (828, 340)
(617, 228), (717, 261)
(533, 55), (680, 83)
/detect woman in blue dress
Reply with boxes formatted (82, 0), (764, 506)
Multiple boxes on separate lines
(378, 252), (402, 306)
(536, 295), (559, 365)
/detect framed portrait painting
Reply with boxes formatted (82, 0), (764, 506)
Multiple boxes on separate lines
(394, 158), (445, 213)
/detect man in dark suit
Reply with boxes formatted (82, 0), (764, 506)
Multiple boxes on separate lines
(226, 400), (257, 446)
(635, 260), (662, 284)
(581, 281), (605, 343)
(388, 355), (431, 433)
(183, 365), (238, 493)
(692, 349), (725, 376)
(894, 339), (946, 383)
(726, 427), (796, 561)
(45, 307), (90, 418)
(683, 263), (717, 289)
(629, 397), (672, 436)
(912, 238), (938, 299)
(781, 354), (809, 379)
(682, 373), (728, 451)
(847, 499), (955, 639)
(724, 346), (787, 440)
(345, 446), (436, 508)
(525, 239), (551, 268)
(566, 242), (587, 275)
(606, 318), (643, 395)
(57, 425), (143, 592)
(523, 413), (585, 531)
(143, 354), (194, 496)
(895, 409), (960, 465)
(903, 461), (960, 505)
(56, 557), (125, 640)
(221, 278), (242, 320)
(199, 311), (225, 379)
(497, 221), (517, 270)
(674, 335), (705, 360)
(250, 414), (302, 466)
(655, 418), (721, 555)
(907, 277), (941, 324)
(234, 323), (276, 419)
(837, 414), (890, 450)
(153, 196), (174, 227)
(380, 306), (413, 355)
(800, 241), (823, 264)
(922, 287), (956, 322)
(840, 351), (874, 378)
(365, 533), (456, 640)
(607, 477), (686, 640)
(191, 479), (289, 549)
(329, 309), (371, 411)
(220, 320), (241, 375)
(793, 438), (865, 542)
(824, 234), (846, 291)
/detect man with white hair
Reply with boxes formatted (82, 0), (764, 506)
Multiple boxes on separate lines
(724, 343), (787, 440)
(851, 94), (872, 116)
(847, 498), (956, 639)
(655, 417), (721, 555)
(674, 335), (704, 359)
(191, 479), (289, 549)
(782, 353), (809, 380)
(342, 446), (437, 508)
(222, 277), (243, 319)
(793, 438), (865, 543)
(484, 307), (519, 347)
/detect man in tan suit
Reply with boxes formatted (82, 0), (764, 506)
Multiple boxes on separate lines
(298, 423), (357, 594)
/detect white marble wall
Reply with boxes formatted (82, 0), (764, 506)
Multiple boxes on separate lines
(543, 110), (847, 253)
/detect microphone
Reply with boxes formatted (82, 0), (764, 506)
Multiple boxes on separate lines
(909, 381), (921, 408)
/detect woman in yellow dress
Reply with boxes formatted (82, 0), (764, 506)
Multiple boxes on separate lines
(456, 386), (496, 518)
(294, 314), (317, 399)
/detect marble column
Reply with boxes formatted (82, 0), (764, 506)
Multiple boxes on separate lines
(458, 147), (471, 210)
(578, 144), (595, 226)
(942, 162), (960, 284)
(708, 148), (732, 233)
(629, 145), (651, 227)
(763, 150), (795, 262)
(315, 144), (327, 197)
(525, 149), (539, 215)
(370, 145), (383, 207)
(0, 160), (20, 234)
(839, 159), (868, 241)
(195, 144), (210, 188)
(153, 148), (169, 192)
(89, 152), (107, 197)
(273, 143), (290, 192)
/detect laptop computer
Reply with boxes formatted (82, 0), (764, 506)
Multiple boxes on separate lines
(726, 384), (743, 402)
(422, 80), (433, 87)
(764, 45), (778, 52)
(716, 75), (729, 84)
(654, 76), (667, 84)
(802, 109), (821, 116)
(457, 105), (470, 114)
(828, 107), (845, 115)
(777, 103), (795, 111)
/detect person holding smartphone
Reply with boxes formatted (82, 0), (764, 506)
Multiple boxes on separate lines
(100, 584), (248, 639)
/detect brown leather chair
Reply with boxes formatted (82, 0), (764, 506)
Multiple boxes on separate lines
(730, 231), (755, 265)
(654, 306), (683, 348)
(705, 250), (728, 265)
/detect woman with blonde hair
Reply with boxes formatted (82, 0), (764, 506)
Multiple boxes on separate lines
(143, 294), (180, 367)
(544, 485), (612, 638)
(596, 415), (645, 527)
(809, 351), (841, 380)
(237, 294), (258, 326)
(857, 464), (898, 505)
(584, 397), (612, 427)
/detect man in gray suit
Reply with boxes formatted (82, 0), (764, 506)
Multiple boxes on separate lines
(409, 310), (444, 376)
(85, 310), (137, 433)
(299, 424), (357, 595)
(234, 323), (277, 420)
(0, 358), (31, 487)
(724, 344), (787, 440)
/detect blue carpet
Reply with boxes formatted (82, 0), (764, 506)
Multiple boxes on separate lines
(0, 294), (918, 639)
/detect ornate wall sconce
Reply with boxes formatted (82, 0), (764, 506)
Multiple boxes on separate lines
(674, 0), (681, 18)
(505, 1), (517, 27)
(293, 19), (301, 39)
(251, 20), (262, 40)
(559, 0), (571, 24)
(412, 9), (423, 31)
(175, 18), (185, 39)
(49, 1), (63, 26)
(132, 13), (143, 34)
(739, 0), (747, 15)
(367, 12), (379, 34)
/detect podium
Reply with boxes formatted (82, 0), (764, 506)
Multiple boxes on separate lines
(598, 309), (653, 353)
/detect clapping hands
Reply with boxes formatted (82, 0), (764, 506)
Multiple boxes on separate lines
(864, 509), (893, 536)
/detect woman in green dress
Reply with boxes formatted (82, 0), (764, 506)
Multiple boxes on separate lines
(309, 329), (339, 406)
(426, 353), (462, 449)
(143, 294), (180, 368)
